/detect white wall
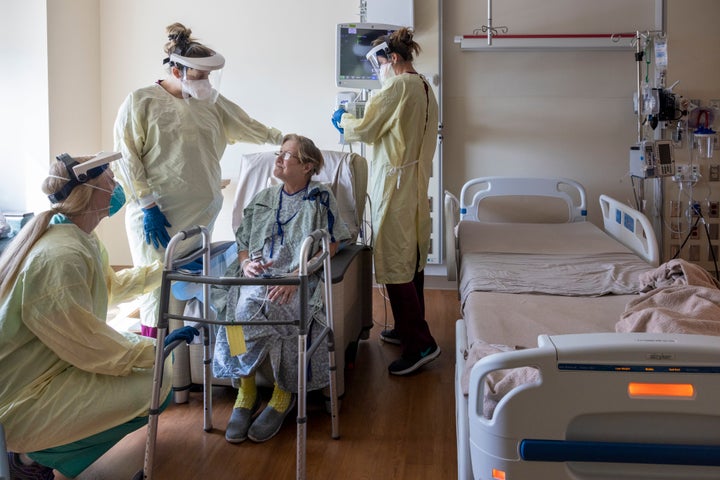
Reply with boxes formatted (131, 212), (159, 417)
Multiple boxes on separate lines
(0, 0), (50, 215)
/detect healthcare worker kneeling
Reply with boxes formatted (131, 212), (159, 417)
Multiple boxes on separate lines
(0, 152), (192, 479)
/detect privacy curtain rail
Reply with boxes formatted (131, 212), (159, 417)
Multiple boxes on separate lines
(456, 0), (642, 51)
(455, 33), (638, 51)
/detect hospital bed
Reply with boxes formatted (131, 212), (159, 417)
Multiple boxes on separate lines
(170, 149), (372, 400)
(445, 177), (720, 479)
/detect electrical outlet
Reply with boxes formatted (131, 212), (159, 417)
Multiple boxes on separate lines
(691, 226), (699, 239)
(710, 223), (719, 240)
(710, 165), (720, 182)
(670, 200), (681, 217)
(710, 201), (720, 218)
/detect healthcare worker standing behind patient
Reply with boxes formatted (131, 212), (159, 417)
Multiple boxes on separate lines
(332, 27), (440, 376)
(114, 22), (283, 336)
(0, 153), (174, 479)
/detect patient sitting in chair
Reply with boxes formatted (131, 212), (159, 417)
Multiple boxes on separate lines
(213, 134), (350, 444)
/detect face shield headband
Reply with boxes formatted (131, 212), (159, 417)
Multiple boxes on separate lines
(48, 152), (122, 204)
(167, 52), (225, 71)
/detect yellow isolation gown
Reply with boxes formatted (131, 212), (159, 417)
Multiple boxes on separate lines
(340, 72), (439, 284)
(0, 223), (171, 452)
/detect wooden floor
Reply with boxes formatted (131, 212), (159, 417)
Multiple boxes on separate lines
(63, 287), (461, 480)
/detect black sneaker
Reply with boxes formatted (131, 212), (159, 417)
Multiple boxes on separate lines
(388, 344), (441, 375)
(7, 452), (55, 480)
(380, 328), (401, 345)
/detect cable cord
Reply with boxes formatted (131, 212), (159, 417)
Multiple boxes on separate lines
(671, 214), (700, 260)
(701, 218), (720, 281)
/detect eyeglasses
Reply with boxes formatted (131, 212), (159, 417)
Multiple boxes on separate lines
(275, 151), (300, 162)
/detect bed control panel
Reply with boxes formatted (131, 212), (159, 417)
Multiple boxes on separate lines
(542, 332), (720, 367)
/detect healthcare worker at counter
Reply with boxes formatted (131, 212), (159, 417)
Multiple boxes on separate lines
(0, 152), (174, 479)
(114, 22), (283, 336)
(331, 27), (441, 376)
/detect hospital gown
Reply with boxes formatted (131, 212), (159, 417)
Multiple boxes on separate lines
(340, 73), (438, 284)
(113, 83), (283, 327)
(213, 182), (350, 392)
(0, 224), (172, 453)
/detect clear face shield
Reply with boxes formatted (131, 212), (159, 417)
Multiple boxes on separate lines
(365, 42), (391, 75)
(366, 42), (396, 84)
(170, 52), (225, 103)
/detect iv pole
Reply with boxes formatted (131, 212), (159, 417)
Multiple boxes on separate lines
(357, 0), (369, 159)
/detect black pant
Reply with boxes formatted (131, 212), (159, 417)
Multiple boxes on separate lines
(385, 250), (436, 357)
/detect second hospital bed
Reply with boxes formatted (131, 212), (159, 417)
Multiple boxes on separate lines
(445, 177), (720, 480)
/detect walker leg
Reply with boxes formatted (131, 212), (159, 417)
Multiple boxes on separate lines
(142, 325), (168, 480)
(326, 330), (340, 439)
(202, 324), (213, 431)
(296, 333), (307, 480)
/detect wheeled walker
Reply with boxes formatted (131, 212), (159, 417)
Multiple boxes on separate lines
(134, 226), (340, 480)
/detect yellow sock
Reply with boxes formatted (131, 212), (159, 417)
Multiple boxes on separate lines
(267, 383), (292, 412)
(233, 376), (257, 410)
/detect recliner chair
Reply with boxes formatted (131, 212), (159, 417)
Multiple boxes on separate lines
(170, 150), (373, 400)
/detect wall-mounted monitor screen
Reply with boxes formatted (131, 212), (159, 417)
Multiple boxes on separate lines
(336, 23), (399, 90)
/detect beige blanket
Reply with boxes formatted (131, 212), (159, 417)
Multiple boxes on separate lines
(460, 342), (539, 418)
(616, 259), (720, 335)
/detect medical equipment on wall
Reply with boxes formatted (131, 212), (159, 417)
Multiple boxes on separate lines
(335, 23), (398, 91)
(334, 22), (398, 147)
(690, 109), (717, 160)
(629, 140), (675, 179)
(336, 91), (366, 119)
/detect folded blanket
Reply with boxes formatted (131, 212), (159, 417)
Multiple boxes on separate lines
(617, 259), (720, 335)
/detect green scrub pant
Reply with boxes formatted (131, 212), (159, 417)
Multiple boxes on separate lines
(26, 393), (171, 478)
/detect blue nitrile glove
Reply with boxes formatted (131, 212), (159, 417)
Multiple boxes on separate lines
(331, 108), (345, 134)
(164, 326), (199, 347)
(143, 205), (172, 249)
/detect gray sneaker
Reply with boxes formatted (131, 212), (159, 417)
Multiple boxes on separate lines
(247, 395), (296, 443)
(388, 344), (441, 376)
(225, 399), (261, 443)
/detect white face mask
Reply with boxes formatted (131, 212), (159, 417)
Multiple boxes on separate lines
(182, 78), (214, 100)
(379, 63), (396, 85)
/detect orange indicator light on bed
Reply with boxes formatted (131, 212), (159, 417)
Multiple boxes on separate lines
(492, 469), (506, 480)
(628, 382), (694, 398)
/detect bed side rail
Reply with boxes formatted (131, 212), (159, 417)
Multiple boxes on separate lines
(459, 177), (587, 223)
(599, 194), (659, 266)
(444, 190), (460, 282)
